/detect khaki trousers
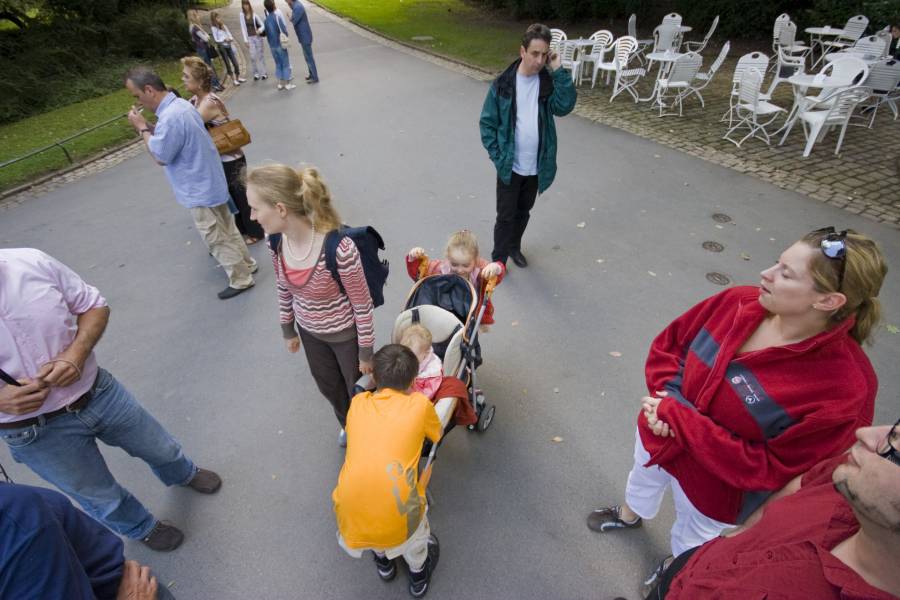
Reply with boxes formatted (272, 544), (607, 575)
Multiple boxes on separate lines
(189, 203), (256, 289)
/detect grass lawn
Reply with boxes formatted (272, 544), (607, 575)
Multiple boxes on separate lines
(313, 0), (525, 71)
(0, 61), (186, 192)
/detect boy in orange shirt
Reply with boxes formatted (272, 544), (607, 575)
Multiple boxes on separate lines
(332, 344), (443, 598)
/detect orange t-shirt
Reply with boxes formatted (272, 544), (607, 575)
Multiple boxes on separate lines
(332, 388), (442, 549)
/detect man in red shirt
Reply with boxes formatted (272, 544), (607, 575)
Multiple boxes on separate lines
(644, 420), (900, 599)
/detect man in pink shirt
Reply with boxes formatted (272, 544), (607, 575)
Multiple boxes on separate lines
(0, 248), (221, 552)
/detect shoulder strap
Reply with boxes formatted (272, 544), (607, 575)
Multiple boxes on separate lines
(268, 232), (282, 254)
(324, 229), (345, 294)
(208, 93), (230, 117)
(0, 367), (21, 387)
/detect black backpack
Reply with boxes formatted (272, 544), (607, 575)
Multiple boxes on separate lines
(269, 226), (389, 307)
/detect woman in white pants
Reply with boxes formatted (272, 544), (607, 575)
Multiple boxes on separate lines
(240, 0), (268, 80)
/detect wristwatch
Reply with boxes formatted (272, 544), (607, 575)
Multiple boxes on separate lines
(139, 127), (152, 135)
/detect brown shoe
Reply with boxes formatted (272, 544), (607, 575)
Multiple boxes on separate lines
(187, 468), (222, 494)
(142, 520), (184, 552)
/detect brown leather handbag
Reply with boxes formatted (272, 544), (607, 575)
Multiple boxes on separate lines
(208, 118), (251, 155)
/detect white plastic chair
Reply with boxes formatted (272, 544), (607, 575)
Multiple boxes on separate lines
(777, 21), (810, 57)
(646, 24), (679, 73)
(723, 67), (785, 147)
(578, 30), (614, 86)
(771, 13), (791, 56)
(681, 41), (730, 107)
(821, 15), (869, 53)
(827, 35), (889, 62)
(558, 41), (581, 84)
(796, 86), (871, 156)
(596, 36), (645, 102)
(761, 46), (806, 100)
(859, 59), (900, 125)
(628, 13), (653, 64)
(807, 56), (870, 104)
(550, 28), (567, 52)
(683, 15), (718, 54)
(657, 52), (703, 116)
(662, 13), (682, 27)
(721, 51), (769, 125)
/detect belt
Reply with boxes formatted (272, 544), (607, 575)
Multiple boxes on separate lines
(0, 387), (93, 430)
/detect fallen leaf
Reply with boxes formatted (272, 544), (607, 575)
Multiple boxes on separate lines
(609, 351), (622, 357)
(277, 430), (283, 434)
(551, 436), (564, 443)
(553, 387), (560, 394)
(755, 227), (761, 231)
(684, 182), (690, 186)
(271, 475), (278, 480)
(653, 154), (661, 158)
(740, 252), (751, 261)
(552, 244), (561, 250)
(715, 224), (724, 229)
(769, 238), (776, 241)
(185, 241), (191, 245)
(596, 258), (605, 263)
(523, 389), (528, 394)
(591, 207), (596, 211)
(886, 324), (900, 334)
(576, 222), (586, 228)
(511, 321), (519, 327)
(648, 271), (657, 277)
(600, 392), (606, 396)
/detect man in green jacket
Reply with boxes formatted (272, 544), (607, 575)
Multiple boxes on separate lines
(479, 23), (577, 268)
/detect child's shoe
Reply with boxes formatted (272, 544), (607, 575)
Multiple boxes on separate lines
(373, 553), (396, 581)
(408, 534), (439, 598)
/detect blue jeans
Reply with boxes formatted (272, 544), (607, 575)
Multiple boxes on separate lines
(270, 45), (291, 81)
(0, 368), (197, 539)
(301, 42), (318, 81)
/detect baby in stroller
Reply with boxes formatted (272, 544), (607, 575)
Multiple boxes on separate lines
(399, 324), (444, 401)
(406, 230), (505, 332)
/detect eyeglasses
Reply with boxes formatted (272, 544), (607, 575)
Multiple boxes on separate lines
(813, 226), (848, 291)
(878, 417), (900, 467)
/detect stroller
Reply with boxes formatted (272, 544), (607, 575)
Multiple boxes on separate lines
(396, 255), (499, 435)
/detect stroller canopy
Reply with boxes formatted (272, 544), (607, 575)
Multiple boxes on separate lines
(405, 274), (476, 325)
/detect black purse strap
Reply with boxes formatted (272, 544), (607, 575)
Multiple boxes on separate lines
(0, 367), (21, 387)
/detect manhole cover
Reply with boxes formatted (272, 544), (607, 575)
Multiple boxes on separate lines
(702, 241), (724, 252)
(706, 272), (731, 286)
(712, 213), (732, 223)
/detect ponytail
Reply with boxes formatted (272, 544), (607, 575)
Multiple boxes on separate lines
(246, 163), (342, 232)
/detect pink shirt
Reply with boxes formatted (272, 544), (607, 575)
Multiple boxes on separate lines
(411, 350), (443, 400)
(0, 249), (107, 423)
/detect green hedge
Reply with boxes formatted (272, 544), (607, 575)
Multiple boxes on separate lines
(473, 0), (896, 40)
(0, 4), (192, 124)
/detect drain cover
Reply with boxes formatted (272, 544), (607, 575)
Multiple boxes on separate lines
(702, 241), (724, 252)
(711, 213), (732, 223)
(706, 272), (731, 286)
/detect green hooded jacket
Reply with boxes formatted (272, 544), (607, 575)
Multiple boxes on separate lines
(479, 59), (577, 194)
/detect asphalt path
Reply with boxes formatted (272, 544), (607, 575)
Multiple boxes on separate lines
(2, 4), (899, 599)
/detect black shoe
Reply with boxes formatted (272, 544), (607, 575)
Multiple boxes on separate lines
(307, 79), (319, 84)
(586, 505), (643, 532)
(142, 520), (184, 552)
(217, 284), (253, 300)
(186, 468), (222, 494)
(373, 553), (397, 581)
(510, 250), (528, 268)
(408, 534), (439, 598)
(261, 74), (268, 80)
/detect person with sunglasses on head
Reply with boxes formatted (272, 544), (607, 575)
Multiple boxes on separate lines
(642, 420), (900, 599)
(587, 228), (889, 587)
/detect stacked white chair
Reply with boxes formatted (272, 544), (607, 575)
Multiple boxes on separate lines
(662, 13), (682, 27)
(859, 59), (900, 126)
(657, 52), (703, 116)
(683, 15), (718, 53)
(721, 52), (769, 125)
(646, 24), (680, 73)
(628, 13), (654, 61)
(595, 36), (646, 102)
(796, 86), (871, 156)
(578, 30), (614, 86)
(827, 35), (889, 62)
(681, 41), (730, 107)
(777, 21), (811, 57)
(761, 46), (806, 100)
(558, 41), (581, 84)
(550, 28), (568, 52)
(723, 67), (785, 147)
(820, 15), (869, 55)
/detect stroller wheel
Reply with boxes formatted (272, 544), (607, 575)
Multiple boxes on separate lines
(477, 403), (496, 432)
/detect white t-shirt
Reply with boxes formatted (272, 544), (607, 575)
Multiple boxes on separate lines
(513, 72), (540, 176)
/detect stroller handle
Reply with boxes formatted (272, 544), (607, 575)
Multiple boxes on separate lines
(483, 275), (498, 297)
(417, 254), (430, 280)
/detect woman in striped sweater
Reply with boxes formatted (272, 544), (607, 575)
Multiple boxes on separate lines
(246, 164), (374, 446)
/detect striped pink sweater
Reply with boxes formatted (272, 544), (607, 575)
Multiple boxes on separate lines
(269, 235), (375, 358)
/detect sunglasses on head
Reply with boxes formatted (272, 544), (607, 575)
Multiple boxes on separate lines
(813, 226), (848, 291)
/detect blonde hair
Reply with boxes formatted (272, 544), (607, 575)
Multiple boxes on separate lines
(245, 164), (341, 232)
(400, 324), (433, 353)
(801, 228), (888, 345)
(180, 56), (212, 93)
(187, 9), (202, 25)
(210, 10), (223, 27)
(445, 230), (479, 260)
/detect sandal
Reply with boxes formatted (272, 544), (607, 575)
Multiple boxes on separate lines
(586, 505), (643, 532)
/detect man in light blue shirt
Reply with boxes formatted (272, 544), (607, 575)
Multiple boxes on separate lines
(125, 67), (255, 299)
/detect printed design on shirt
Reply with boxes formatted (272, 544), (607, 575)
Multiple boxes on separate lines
(387, 461), (422, 539)
(726, 362), (796, 439)
(689, 328), (720, 368)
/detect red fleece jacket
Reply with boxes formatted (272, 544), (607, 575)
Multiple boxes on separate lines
(640, 286), (876, 524)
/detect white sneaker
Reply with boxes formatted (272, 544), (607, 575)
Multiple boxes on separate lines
(234, 80), (241, 86)
(238, 77), (246, 83)
(277, 84), (284, 90)
(284, 83), (297, 90)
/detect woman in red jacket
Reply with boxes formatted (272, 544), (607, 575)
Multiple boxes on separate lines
(587, 228), (888, 570)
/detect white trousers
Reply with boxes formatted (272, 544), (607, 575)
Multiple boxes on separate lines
(248, 36), (267, 77)
(625, 429), (734, 557)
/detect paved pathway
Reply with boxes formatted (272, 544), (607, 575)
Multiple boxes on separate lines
(1, 3), (899, 599)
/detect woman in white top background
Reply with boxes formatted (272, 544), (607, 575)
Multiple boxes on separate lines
(210, 11), (245, 87)
(239, 0), (269, 81)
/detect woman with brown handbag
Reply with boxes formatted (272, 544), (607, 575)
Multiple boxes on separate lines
(181, 57), (263, 244)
